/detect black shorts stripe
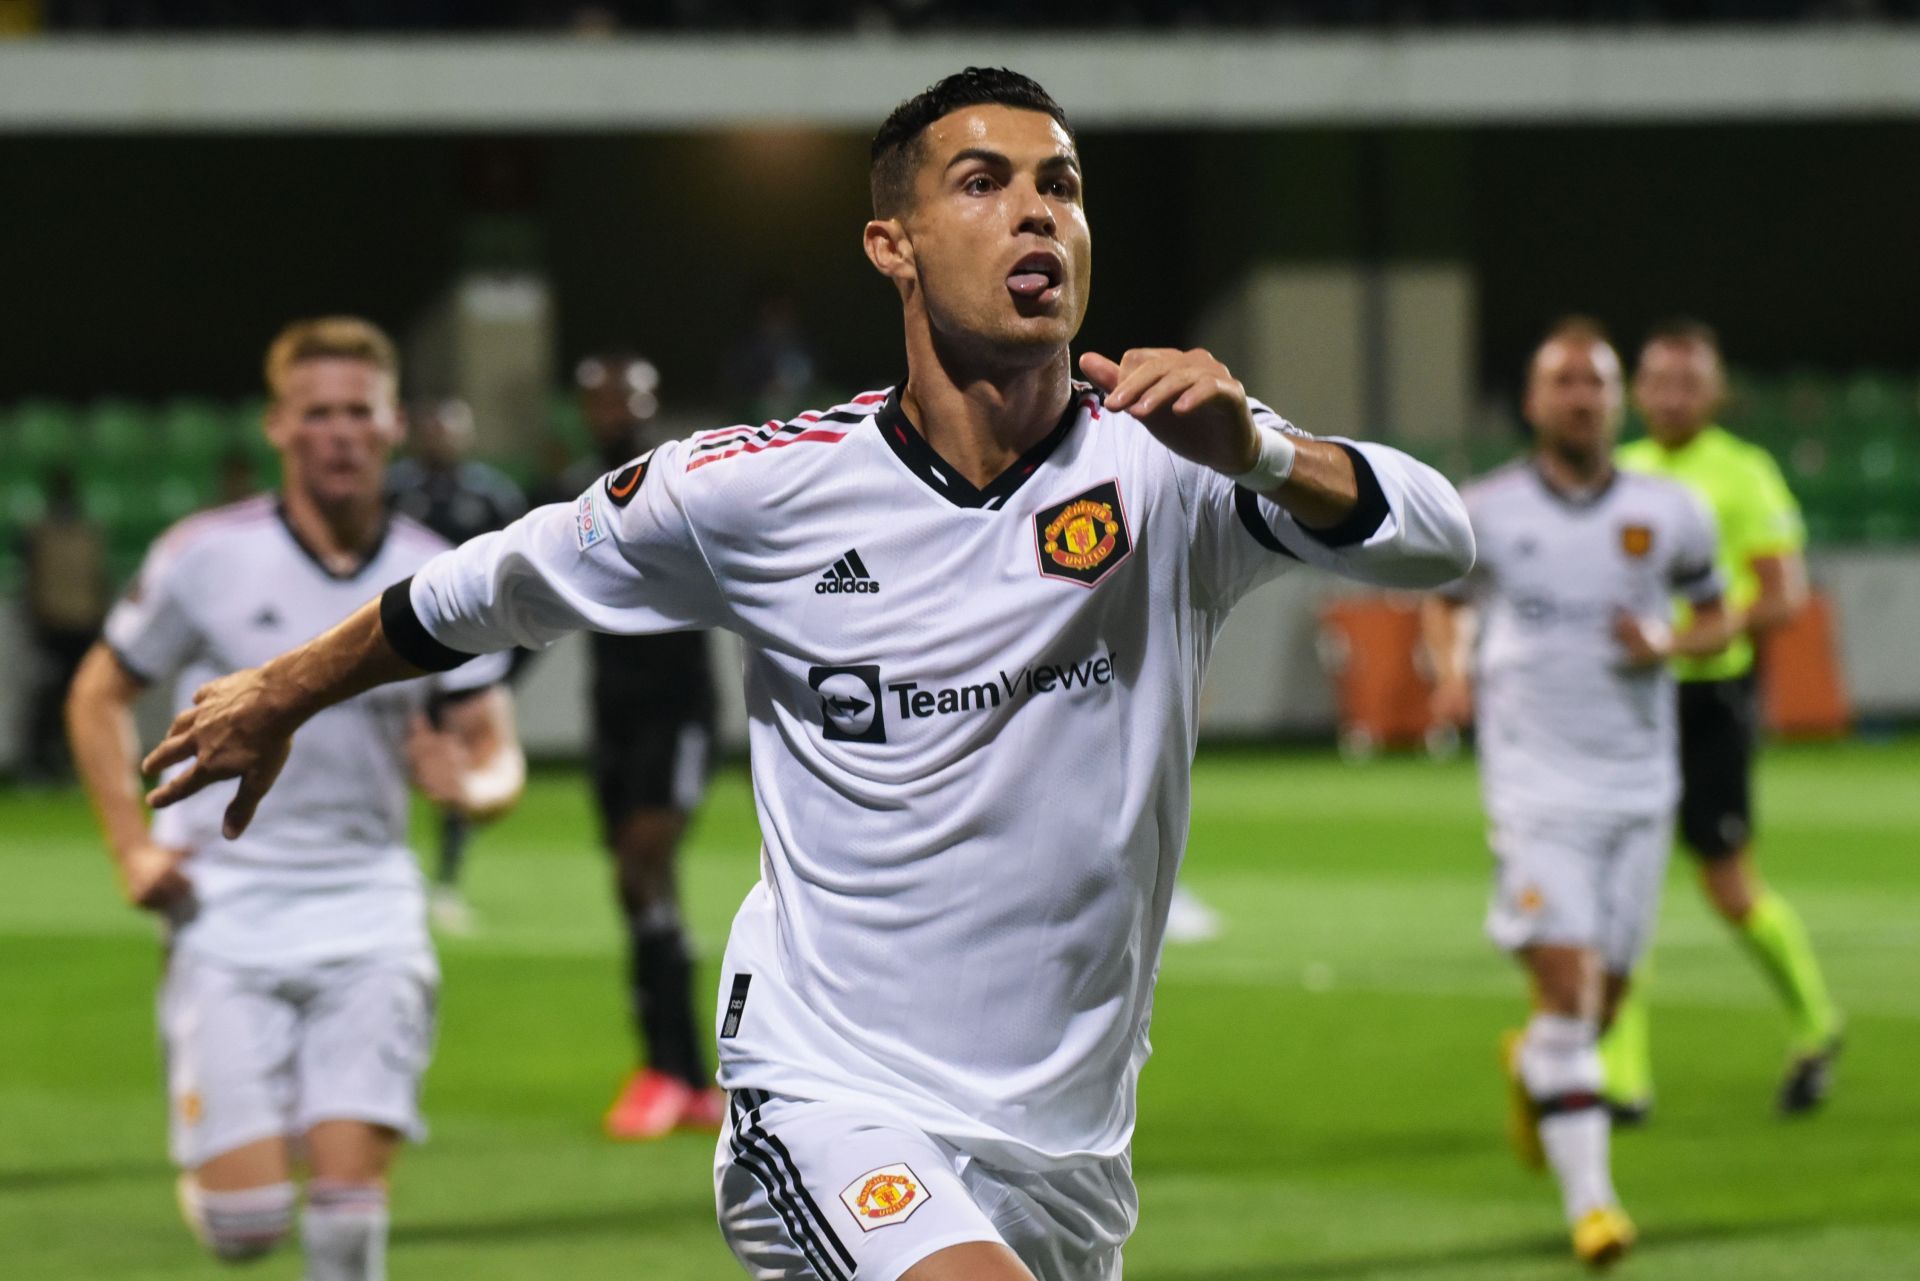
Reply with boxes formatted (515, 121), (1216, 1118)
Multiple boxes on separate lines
(729, 1093), (849, 1281)
(729, 1133), (844, 1281)
(736, 1091), (857, 1273)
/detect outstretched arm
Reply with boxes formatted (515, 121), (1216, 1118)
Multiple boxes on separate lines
(144, 436), (727, 838)
(141, 598), (423, 837)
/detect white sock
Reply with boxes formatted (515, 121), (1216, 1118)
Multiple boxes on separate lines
(177, 1176), (296, 1260)
(1518, 1012), (1617, 1223)
(302, 1181), (389, 1281)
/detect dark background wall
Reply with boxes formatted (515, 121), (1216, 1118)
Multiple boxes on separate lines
(2, 121), (1913, 411)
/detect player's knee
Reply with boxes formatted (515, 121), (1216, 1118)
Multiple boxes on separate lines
(303, 1180), (390, 1281)
(179, 1178), (296, 1262)
(1518, 1012), (1603, 1101)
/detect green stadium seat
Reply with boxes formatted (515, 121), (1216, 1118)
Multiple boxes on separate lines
(1839, 371), (1920, 435)
(10, 399), (82, 468)
(160, 398), (233, 463)
(85, 399), (158, 464)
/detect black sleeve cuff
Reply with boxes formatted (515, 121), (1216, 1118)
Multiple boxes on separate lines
(1233, 442), (1391, 554)
(380, 577), (476, 673)
(1294, 443), (1391, 549)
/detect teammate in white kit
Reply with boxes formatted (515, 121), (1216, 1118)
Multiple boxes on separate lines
(137, 71), (1475, 1281)
(64, 318), (525, 1281)
(1425, 318), (1733, 1268)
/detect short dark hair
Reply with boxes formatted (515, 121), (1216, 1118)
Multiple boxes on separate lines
(869, 67), (1074, 218)
(1642, 315), (1721, 357)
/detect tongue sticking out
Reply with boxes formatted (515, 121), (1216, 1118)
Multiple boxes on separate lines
(1009, 272), (1052, 296)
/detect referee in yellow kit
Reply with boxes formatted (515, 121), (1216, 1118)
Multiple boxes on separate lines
(1605, 318), (1844, 1119)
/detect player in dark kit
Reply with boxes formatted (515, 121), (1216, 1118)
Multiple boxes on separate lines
(386, 399), (527, 931)
(547, 353), (724, 1139)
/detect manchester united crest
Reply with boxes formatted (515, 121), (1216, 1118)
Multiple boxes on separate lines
(1619, 524), (1653, 558)
(1034, 479), (1133, 587)
(839, 1163), (929, 1231)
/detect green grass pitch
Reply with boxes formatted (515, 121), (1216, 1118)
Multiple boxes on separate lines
(5, 740), (1918, 1279)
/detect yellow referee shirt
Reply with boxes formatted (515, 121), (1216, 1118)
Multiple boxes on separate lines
(1618, 425), (1805, 683)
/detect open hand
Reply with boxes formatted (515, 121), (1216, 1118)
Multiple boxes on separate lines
(141, 667), (296, 839)
(1079, 348), (1258, 477)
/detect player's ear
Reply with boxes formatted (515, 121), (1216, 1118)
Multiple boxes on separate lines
(863, 218), (914, 284)
(261, 399), (291, 452)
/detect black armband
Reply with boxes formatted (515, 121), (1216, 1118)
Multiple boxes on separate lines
(380, 576), (475, 673)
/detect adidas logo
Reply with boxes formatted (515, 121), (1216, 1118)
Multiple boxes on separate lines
(250, 605), (282, 629)
(816, 549), (881, 595)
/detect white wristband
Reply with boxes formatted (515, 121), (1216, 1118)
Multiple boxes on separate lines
(1228, 424), (1298, 491)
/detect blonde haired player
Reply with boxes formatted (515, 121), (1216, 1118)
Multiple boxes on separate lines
(66, 317), (524, 1280)
(1426, 318), (1735, 1267)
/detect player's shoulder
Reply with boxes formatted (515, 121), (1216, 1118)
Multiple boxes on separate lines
(1458, 458), (1535, 507)
(674, 388), (889, 487)
(383, 510), (457, 569)
(148, 494), (280, 570)
(1711, 427), (1789, 478)
(1616, 468), (1711, 525)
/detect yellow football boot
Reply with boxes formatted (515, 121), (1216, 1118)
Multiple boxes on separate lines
(1571, 1205), (1637, 1268)
(1500, 1029), (1545, 1170)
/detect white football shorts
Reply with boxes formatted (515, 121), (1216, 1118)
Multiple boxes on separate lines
(159, 948), (438, 1169)
(1485, 805), (1674, 974)
(715, 1089), (1134, 1281)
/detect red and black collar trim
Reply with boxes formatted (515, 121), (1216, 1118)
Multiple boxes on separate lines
(874, 383), (1094, 510)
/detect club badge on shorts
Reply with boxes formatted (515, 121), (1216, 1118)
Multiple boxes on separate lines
(1034, 479), (1133, 587)
(1619, 524), (1654, 558)
(840, 1163), (929, 1231)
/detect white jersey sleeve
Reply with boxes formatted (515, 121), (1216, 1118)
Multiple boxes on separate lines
(1666, 488), (1725, 605)
(1178, 397), (1476, 610)
(391, 438), (728, 664)
(102, 532), (203, 684)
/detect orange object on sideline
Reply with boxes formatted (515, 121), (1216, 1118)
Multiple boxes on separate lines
(1320, 597), (1432, 752)
(1760, 590), (1851, 740)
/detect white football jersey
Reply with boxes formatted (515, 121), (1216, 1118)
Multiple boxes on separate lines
(1443, 461), (1723, 819)
(395, 385), (1473, 1168)
(104, 495), (508, 966)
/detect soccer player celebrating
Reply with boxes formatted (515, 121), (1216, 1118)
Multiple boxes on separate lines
(136, 71), (1474, 1281)
(1606, 318), (1844, 1117)
(1425, 318), (1735, 1267)
(65, 318), (525, 1281)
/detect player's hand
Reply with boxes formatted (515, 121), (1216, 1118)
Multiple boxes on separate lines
(141, 667), (297, 839)
(116, 841), (192, 913)
(406, 714), (470, 812)
(1080, 348), (1258, 477)
(1612, 609), (1673, 668)
(1429, 675), (1474, 729)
